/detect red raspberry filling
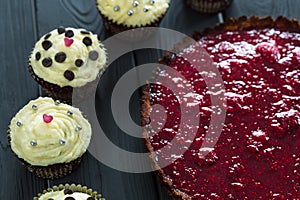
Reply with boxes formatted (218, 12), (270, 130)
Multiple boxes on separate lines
(147, 28), (300, 199)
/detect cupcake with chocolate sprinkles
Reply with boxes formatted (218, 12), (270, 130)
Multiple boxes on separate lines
(28, 27), (107, 103)
(185, 0), (233, 14)
(8, 97), (92, 179)
(96, 0), (170, 36)
(33, 183), (105, 200)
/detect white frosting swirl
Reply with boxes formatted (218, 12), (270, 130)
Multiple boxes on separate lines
(9, 97), (91, 166)
(97, 0), (170, 27)
(29, 27), (106, 87)
(38, 190), (92, 200)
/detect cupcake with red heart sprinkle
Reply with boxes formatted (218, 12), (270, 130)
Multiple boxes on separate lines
(28, 27), (107, 104)
(8, 97), (92, 179)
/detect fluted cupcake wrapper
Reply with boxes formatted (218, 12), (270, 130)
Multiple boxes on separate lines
(28, 63), (107, 105)
(99, 12), (164, 37)
(28, 64), (73, 104)
(185, 0), (233, 14)
(33, 183), (105, 200)
(21, 157), (82, 180)
(8, 129), (82, 180)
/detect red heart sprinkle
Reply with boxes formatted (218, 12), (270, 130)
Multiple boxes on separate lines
(64, 37), (74, 47)
(43, 114), (53, 123)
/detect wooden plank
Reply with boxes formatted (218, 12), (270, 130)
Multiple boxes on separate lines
(36, 0), (104, 36)
(95, 52), (159, 200)
(36, 1), (159, 200)
(225, 0), (300, 20)
(133, 1), (221, 199)
(0, 0), (45, 199)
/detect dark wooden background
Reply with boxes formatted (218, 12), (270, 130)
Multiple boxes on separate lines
(1, 0), (300, 199)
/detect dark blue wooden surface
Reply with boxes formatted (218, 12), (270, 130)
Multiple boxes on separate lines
(1, 0), (300, 199)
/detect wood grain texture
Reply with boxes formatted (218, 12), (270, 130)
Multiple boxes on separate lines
(0, 0), (45, 199)
(36, 0), (104, 37)
(95, 53), (158, 200)
(225, 0), (300, 20)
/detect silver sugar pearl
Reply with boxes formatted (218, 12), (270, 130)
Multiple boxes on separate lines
(133, 1), (139, 7)
(127, 10), (133, 16)
(113, 5), (120, 11)
(150, 0), (155, 4)
(67, 110), (73, 116)
(30, 140), (37, 146)
(143, 7), (149, 12)
(55, 100), (61, 105)
(16, 121), (22, 127)
(32, 104), (38, 110)
(59, 139), (66, 145)
(75, 126), (82, 132)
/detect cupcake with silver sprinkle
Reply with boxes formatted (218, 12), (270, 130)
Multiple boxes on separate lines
(8, 97), (92, 179)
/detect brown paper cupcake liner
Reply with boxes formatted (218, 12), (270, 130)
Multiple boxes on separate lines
(28, 64), (73, 104)
(20, 156), (82, 180)
(33, 183), (105, 200)
(8, 129), (82, 180)
(28, 63), (107, 105)
(99, 13), (164, 42)
(100, 13), (163, 36)
(185, 0), (233, 14)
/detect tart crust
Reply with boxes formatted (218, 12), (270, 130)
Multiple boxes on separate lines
(140, 16), (300, 200)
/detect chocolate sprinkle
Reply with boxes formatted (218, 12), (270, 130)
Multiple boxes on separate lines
(64, 70), (75, 81)
(83, 37), (92, 46)
(75, 59), (84, 67)
(42, 40), (52, 50)
(44, 33), (51, 40)
(87, 197), (95, 200)
(55, 52), (67, 63)
(65, 30), (74, 38)
(89, 50), (99, 60)
(80, 30), (90, 35)
(42, 58), (52, 67)
(64, 197), (75, 200)
(35, 52), (41, 61)
(48, 198), (54, 200)
(64, 189), (73, 195)
(57, 26), (65, 34)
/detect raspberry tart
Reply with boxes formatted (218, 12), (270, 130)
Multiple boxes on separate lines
(141, 16), (300, 199)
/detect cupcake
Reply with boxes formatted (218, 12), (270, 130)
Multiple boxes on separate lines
(28, 27), (107, 104)
(8, 97), (92, 179)
(33, 183), (105, 200)
(96, 0), (170, 36)
(185, 0), (233, 14)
